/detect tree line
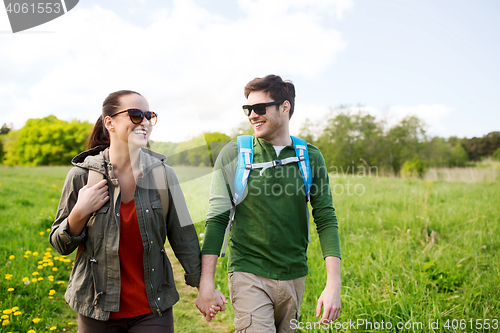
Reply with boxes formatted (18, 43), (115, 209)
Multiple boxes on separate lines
(299, 107), (500, 176)
(1, 113), (499, 175)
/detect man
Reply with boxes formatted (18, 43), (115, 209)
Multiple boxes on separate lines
(196, 74), (341, 332)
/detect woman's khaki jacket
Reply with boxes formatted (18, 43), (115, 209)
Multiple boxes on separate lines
(50, 146), (201, 321)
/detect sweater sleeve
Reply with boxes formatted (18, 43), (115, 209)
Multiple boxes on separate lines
(309, 145), (341, 259)
(201, 142), (238, 255)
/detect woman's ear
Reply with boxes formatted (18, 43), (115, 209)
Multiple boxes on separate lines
(104, 115), (115, 132)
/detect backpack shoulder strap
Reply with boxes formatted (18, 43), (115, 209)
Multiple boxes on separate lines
(291, 136), (312, 200)
(233, 135), (254, 204)
(76, 169), (104, 261)
(152, 164), (169, 221)
(221, 135), (253, 258)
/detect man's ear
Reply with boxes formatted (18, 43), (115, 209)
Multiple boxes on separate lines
(281, 100), (291, 118)
(104, 116), (114, 132)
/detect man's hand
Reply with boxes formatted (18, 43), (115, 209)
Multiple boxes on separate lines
(316, 256), (341, 324)
(196, 254), (228, 322)
(195, 286), (228, 321)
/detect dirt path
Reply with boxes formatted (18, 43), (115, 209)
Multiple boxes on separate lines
(166, 247), (233, 333)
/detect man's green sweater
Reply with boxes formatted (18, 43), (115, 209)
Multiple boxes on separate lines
(201, 137), (341, 280)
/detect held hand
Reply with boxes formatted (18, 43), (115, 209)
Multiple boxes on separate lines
(195, 287), (228, 322)
(74, 179), (109, 217)
(316, 283), (341, 325)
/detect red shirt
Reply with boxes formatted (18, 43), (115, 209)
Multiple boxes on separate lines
(109, 200), (151, 319)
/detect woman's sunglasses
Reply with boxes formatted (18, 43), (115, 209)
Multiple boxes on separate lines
(109, 108), (158, 126)
(242, 100), (285, 116)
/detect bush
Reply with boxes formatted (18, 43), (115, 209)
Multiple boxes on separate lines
(400, 157), (427, 178)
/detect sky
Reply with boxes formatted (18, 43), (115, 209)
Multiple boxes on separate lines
(0, 0), (499, 143)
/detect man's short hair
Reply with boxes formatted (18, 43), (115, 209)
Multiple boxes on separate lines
(244, 74), (296, 119)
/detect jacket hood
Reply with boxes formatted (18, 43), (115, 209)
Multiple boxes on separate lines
(72, 145), (167, 176)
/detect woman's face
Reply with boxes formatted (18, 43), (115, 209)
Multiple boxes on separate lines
(107, 93), (153, 148)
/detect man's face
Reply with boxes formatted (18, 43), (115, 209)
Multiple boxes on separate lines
(246, 91), (285, 142)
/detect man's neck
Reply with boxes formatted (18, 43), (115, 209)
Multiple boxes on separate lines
(260, 130), (292, 146)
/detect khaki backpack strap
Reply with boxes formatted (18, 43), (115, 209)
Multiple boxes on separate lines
(75, 170), (104, 261)
(152, 164), (169, 221)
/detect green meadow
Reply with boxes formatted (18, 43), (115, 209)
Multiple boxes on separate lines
(1, 166), (499, 332)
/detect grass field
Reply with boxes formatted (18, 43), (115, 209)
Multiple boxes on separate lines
(1, 166), (499, 332)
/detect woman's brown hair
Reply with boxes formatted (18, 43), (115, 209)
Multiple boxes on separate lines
(86, 90), (142, 149)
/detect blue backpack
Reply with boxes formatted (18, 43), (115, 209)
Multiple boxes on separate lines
(220, 135), (313, 257)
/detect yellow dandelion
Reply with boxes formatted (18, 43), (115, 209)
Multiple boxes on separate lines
(46, 228), (51, 232)
(5, 274), (13, 280)
(2, 309), (12, 315)
(1, 315), (7, 320)
(32, 272), (39, 276)
(37, 277), (43, 281)
(68, 322), (73, 325)
(54, 256), (60, 261)
(47, 262), (54, 266)
(32, 252), (39, 256)
(25, 250), (32, 255)
(22, 277), (29, 282)
(49, 290), (56, 296)
(13, 311), (21, 316)
(50, 326), (57, 330)
(24, 255), (29, 258)
(52, 267), (58, 272)
(48, 296), (54, 299)
(38, 261), (43, 264)
(64, 258), (72, 263)
(32, 318), (41, 323)
(8, 255), (14, 260)
(46, 248), (52, 252)
(45, 252), (52, 257)
(39, 231), (45, 235)
(31, 278), (38, 283)
(37, 265), (43, 270)
(11, 307), (18, 311)
(57, 281), (65, 284)
(7, 288), (14, 292)
(28, 330), (36, 333)
(2, 319), (9, 325)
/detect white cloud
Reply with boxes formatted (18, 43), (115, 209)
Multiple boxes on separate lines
(0, 0), (351, 142)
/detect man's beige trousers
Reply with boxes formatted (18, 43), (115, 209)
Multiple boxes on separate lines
(229, 271), (306, 333)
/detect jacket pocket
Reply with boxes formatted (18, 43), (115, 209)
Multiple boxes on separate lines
(87, 205), (109, 238)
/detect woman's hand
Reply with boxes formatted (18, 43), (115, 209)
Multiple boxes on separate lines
(68, 179), (109, 236)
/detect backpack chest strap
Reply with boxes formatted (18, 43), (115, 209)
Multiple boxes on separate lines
(247, 156), (305, 176)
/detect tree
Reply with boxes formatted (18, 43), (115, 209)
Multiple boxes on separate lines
(3, 115), (92, 166)
(386, 116), (426, 175)
(0, 123), (12, 135)
(450, 144), (468, 167)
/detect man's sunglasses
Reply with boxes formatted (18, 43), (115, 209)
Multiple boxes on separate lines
(109, 108), (158, 126)
(242, 100), (285, 116)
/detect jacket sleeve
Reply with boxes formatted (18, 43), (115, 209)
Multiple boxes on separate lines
(50, 167), (88, 256)
(164, 165), (202, 287)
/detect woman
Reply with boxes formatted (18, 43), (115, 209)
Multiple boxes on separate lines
(50, 90), (221, 332)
